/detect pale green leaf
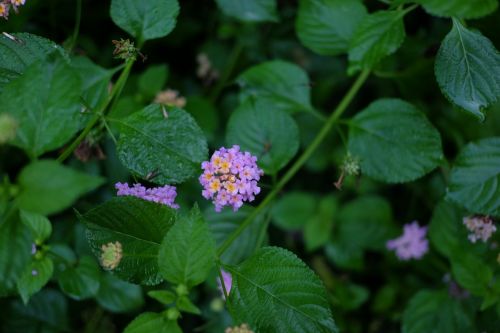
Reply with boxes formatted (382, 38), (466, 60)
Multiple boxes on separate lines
(348, 98), (443, 183)
(435, 19), (500, 121)
(148, 290), (176, 305)
(229, 247), (338, 333)
(215, 0), (278, 22)
(296, 0), (367, 56)
(116, 104), (208, 184)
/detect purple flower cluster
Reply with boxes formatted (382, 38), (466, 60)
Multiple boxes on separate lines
(386, 221), (429, 261)
(115, 182), (179, 209)
(200, 145), (263, 212)
(463, 216), (496, 243)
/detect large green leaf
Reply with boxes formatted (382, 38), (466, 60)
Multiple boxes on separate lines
(447, 137), (500, 215)
(402, 290), (475, 333)
(435, 19), (500, 121)
(17, 257), (54, 304)
(116, 104), (208, 184)
(57, 256), (101, 300)
(416, 0), (498, 19)
(270, 191), (317, 231)
(1, 54), (82, 158)
(451, 252), (493, 296)
(237, 60), (314, 114)
(110, 0), (180, 42)
(124, 313), (182, 333)
(80, 196), (177, 285)
(214, 0), (278, 22)
(226, 99), (300, 175)
(158, 205), (216, 288)
(228, 247), (338, 333)
(17, 160), (104, 216)
(0, 33), (66, 92)
(295, 0), (367, 56)
(96, 273), (144, 313)
(348, 10), (406, 74)
(348, 98), (443, 183)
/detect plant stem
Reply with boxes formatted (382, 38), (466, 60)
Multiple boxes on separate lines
(209, 41), (244, 103)
(57, 59), (135, 163)
(67, 0), (82, 52)
(217, 69), (370, 256)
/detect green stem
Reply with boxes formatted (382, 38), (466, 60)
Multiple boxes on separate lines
(67, 0), (82, 52)
(217, 69), (370, 256)
(57, 59), (135, 163)
(209, 41), (244, 103)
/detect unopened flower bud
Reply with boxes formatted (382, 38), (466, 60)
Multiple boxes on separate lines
(0, 113), (17, 144)
(100, 241), (123, 270)
(166, 308), (180, 320)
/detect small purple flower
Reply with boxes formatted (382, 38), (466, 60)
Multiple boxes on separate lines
(217, 269), (232, 299)
(31, 269), (38, 276)
(31, 243), (37, 255)
(200, 145), (263, 212)
(115, 182), (179, 209)
(387, 221), (428, 261)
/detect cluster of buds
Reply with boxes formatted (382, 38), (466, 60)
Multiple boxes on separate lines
(196, 53), (219, 84)
(100, 241), (123, 270)
(200, 145), (263, 212)
(386, 221), (429, 261)
(0, 113), (17, 144)
(154, 89), (186, 108)
(463, 215), (496, 243)
(334, 152), (360, 190)
(225, 324), (254, 333)
(0, 0), (26, 20)
(112, 38), (144, 61)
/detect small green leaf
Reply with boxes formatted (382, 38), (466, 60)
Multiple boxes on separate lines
(110, 0), (180, 42)
(416, 0), (498, 19)
(158, 205), (216, 288)
(304, 195), (338, 251)
(237, 60), (314, 114)
(177, 295), (201, 315)
(226, 99), (300, 175)
(185, 96), (219, 142)
(57, 256), (100, 300)
(447, 137), (500, 216)
(0, 33), (67, 92)
(116, 104), (208, 184)
(138, 64), (168, 99)
(295, 0), (367, 56)
(435, 19), (500, 121)
(348, 10), (406, 74)
(229, 247), (338, 333)
(348, 98), (443, 183)
(325, 241), (364, 270)
(271, 191), (317, 231)
(124, 313), (182, 333)
(17, 257), (54, 304)
(451, 253), (493, 296)
(20, 210), (52, 243)
(215, 0), (278, 22)
(1, 53), (82, 158)
(80, 196), (177, 285)
(402, 290), (476, 333)
(97, 273), (144, 313)
(17, 160), (104, 216)
(148, 290), (176, 305)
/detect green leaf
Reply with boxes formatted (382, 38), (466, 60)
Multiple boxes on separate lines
(237, 60), (314, 114)
(16, 257), (54, 304)
(435, 19), (500, 121)
(72, 56), (116, 110)
(215, 0), (278, 22)
(402, 290), (475, 333)
(348, 10), (406, 74)
(416, 0), (498, 19)
(325, 241), (364, 270)
(124, 313), (182, 333)
(271, 191), (317, 231)
(226, 99), (300, 175)
(348, 98), (443, 183)
(20, 210), (52, 243)
(206, 206), (267, 265)
(80, 196), (177, 285)
(304, 195), (338, 251)
(158, 205), (216, 288)
(57, 255), (100, 300)
(447, 137), (500, 216)
(451, 252), (493, 296)
(1, 53), (82, 158)
(17, 160), (104, 216)
(110, 0), (180, 42)
(0, 33), (67, 92)
(148, 290), (176, 305)
(4, 289), (68, 333)
(185, 96), (219, 142)
(229, 247), (338, 333)
(177, 295), (201, 315)
(116, 104), (208, 184)
(295, 0), (367, 56)
(138, 64), (168, 99)
(96, 273), (144, 313)
(0, 211), (32, 296)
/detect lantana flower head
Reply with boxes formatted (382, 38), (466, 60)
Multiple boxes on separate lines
(100, 241), (123, 270)
(115, 182), (179, 209)
(200, 145), (263, 212)
(0, 0), (27, 19)
(386, 221), (429, 261)
(463, 215), (496, 243)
